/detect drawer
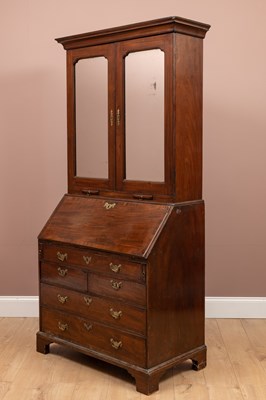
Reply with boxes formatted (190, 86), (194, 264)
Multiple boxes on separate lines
(41, 307), (146, 367)
(40, 243), (145, 283)
(40, 262), (87, 291)
(40, 283), (146, 335)
(88, 273), (146, 307)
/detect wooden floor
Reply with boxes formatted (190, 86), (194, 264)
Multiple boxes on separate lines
(0, 318), (266, 399)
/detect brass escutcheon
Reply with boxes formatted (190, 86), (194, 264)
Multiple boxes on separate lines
(84, 323), (92, 331)
(109, 263), (121, 273)
(110, 308), (122, 320)
(110, 109), (114, 126)
(83, 256), (92, 265)
(57, 251), (67, 262)
(57, 267), (68, 277)
(110, 338), (122, 350)
(110, 280), (122, 290)
(84, 296), (93, 306)
(116, 108), (120, 126)
(104, 202), (116, 210)
(57, 294), (68, 304)
(58, 322), (68, 331)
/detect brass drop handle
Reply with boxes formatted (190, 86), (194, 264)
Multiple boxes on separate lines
(84, 323), (93, 331)
(81, 189), (99, 196)
(57, 294), (68, 304)
(110, 280), (122, 290)
(84, 296), (93, 306)
(109, 263), (121, 273)
(110, 308), (122, 320)
(58, 322), (68, 331)
(57, 267), (68, 277)
(110, 338), (122, 350)
(133, 193), (153, 200)
(57, 252), (67, 262)
(83, 256), (92, 265)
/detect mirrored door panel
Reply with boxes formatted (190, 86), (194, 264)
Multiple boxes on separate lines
(75, 56), (108, 178)
(116, 35), (174, 196)
(125, 49), (164, 182)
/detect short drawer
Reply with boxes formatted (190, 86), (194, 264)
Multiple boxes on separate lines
(88, 273), (146, 307)
(40, 263), (87, 291)
(41, 307), (146, 367)
(40, 243), (145, 283)
(40, 283), (146, 335)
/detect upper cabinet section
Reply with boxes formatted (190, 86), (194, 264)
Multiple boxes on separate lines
(56, 17), (210, 202)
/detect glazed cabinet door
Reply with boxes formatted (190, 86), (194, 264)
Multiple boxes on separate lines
(115, 34), (174, 199)
(67, 44), (116, 193)
(67, 35), (174, 200)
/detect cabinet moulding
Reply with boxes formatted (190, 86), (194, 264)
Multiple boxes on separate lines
(0, 296), (265, 318)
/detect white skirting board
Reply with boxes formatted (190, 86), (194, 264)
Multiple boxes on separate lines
(0, 296), (265, 318)
(0, 296), (39, 317)
(205, 297), (266, 318)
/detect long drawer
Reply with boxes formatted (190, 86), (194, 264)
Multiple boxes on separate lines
(40, 283), (146, 335)
(41, 307), (146, 367)
(40, 243), (145, 283)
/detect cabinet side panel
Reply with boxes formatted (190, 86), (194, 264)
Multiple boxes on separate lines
(147, 202), (205, 367)
(174, 35), (204, 201)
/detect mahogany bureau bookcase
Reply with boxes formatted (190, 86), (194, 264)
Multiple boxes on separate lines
(36, 16), (210, 395)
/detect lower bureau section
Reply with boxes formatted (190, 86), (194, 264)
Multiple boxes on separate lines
(37, 200), (207, 394)
(40, 307), (146, 367)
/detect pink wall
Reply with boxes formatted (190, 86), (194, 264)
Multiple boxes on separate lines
(1, 1), (265, 296)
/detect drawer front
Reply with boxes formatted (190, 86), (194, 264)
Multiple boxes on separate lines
(88, 273), (146, 307)
(40, 283), (146, 335)
(41, 307), (146, 367)
(40, 243), (145, 283)
(40, 263), (87, 291)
